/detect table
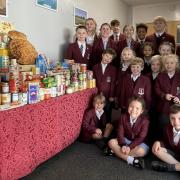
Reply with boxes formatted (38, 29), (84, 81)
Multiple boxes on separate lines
(0, 88), (97, 180)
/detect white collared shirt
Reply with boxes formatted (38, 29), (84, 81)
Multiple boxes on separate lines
(95, 110), (104, 120)
(114, 33), (120, 41)
(86, 35), (95, 45)
(122, 63), (129, 71)
(126, 39), (131, 48)
(173, 127), (180, 146)
(77, 41), (86, 57)
(101, 63), (107, 74)
(144, 58), (151, 65)
(155, 32), (164, 37)
(168, 72), (175, 79)
(131, 73), (140, 82)
(130, 116), (137, 127)
(152, 72), (159, 80)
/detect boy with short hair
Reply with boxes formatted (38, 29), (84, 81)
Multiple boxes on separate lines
(152, 104), (180, 172)
(65, 25), (92, 69)
(93, 48), (117, 122)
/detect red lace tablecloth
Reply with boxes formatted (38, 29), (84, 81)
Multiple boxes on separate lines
(0, 88), (97, 180)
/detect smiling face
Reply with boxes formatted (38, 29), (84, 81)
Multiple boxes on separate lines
(100, 24), (111, 38)
(123, 25), (134, 39)
(94, 99), (105, 112)
(102, 53), (113, 64)
(153, 20), (166, 33)
(128, 100), (144, 119)
(170, 112), (180, 131)
(137, 27), (147, 40)
(121, 49), (134, 64)
(159, 44), (172, 56)
(164, 57), (176, 73)
(76, 28), (87, 42)
(85, 19), (96, 33)
(131, 64), (142, 76)
(143, 45), (153, 57)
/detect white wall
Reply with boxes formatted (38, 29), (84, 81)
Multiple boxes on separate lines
(132, 1), (180, 25)
(0, 0), (129, 63)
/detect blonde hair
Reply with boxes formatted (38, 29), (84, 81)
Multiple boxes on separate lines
(162, 54), (179, 71)
(93, 94), (106, 106)
(151, 55), (163, 72)
(130, 57), (144, 68)
(85, 18), (97, 32)
(121, 47), (136, 63)
(153, 16), (167, 25)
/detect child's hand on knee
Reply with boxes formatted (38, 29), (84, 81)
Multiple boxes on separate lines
(121, 145), (130, 155)
(152, 141), (161, 154)
(95, 128), (102, 136)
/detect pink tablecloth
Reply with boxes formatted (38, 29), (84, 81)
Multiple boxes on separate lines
(0, 88), (97, 180)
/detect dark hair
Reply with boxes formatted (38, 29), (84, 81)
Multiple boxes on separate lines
(76, 25), (87, 32)
(143, 42), (154, 52)
(100, 23), (111, 30)
(169, 104), (180, 115)
(136, 23), (148, 32)
(110, 19), (120, 27)
(102, 48), (117, 59)
(128, 96), (146, 111)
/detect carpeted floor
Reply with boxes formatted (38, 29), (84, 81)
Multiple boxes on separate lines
(22, 141), (179, 180)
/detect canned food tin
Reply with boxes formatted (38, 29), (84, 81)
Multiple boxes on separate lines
(0, 56), (9, 68)
(1, 82), (9, 93)
(11, 93), (19, 102)
(1, 93), (11, 105)
(19, 92), (28, 104)
(80, 64), (87, 73)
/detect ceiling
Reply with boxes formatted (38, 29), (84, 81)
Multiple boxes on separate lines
(122, 0), (178, 6)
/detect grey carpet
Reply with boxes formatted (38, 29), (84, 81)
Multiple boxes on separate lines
(22, 141), (180, 180)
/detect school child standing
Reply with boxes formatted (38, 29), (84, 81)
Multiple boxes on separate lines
(106, 96), (150, 169)
(159, 42), (174, 57)
(81, 94), (113, 149)
(85, 18), (98, 46)
(155, 54), (180, 133)
(145, 16), (175, 55)
(117, 25), (140, 57)
(151, 104), (180, 172)
(91, 23), (117, 68)
(115, 47), (135, 108)
(119, 57), (151, 112)
(65, 25), (92, 68)
(141, 42), (154, 75)
(93, 48), (117, 122)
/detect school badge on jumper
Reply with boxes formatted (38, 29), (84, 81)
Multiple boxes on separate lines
(138, 88), (144, 96)
(106, 76), (111, 83)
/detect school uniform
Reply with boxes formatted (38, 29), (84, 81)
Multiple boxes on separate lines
(136, 39), (146, 58)
(176, 45), (180, 59)
(81, 108), (108, 142)
(86, 34), (99, 46)
(65, 41), (92, 69)
(91, 38), (117, 68)
(145, 32), (175, 54)
(142, 59), (152, 75)
(116, 65), (131, 106)
(155, 71), (180, 115)
(109, 33), (126, 43)
(117, 38), (140, 57)
(161, 124), (180, 161)
(93, 63), (117, 99)
(117, 113), (149, 149)
(120, 74), (152, 111)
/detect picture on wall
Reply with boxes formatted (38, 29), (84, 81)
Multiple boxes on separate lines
(36, 0), (58, 12)
(0, 0), (7, 17)
(74, 7), (88, 26)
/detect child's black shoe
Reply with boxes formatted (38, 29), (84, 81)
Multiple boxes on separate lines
(95, 139), (106, 150)
(151, 161), (169, 172)
(104, 147), (115, 156)
(133, 158), (145, 169)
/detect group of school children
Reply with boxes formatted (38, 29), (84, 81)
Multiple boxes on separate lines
(65, 15), (180, 172)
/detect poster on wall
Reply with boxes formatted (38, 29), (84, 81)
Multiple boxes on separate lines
(36, 0), (58, 12)
(74, 7), (88, 26)
(0, 0), (7, 17)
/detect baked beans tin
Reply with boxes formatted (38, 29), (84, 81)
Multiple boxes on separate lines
(1, 93), (11, 105)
